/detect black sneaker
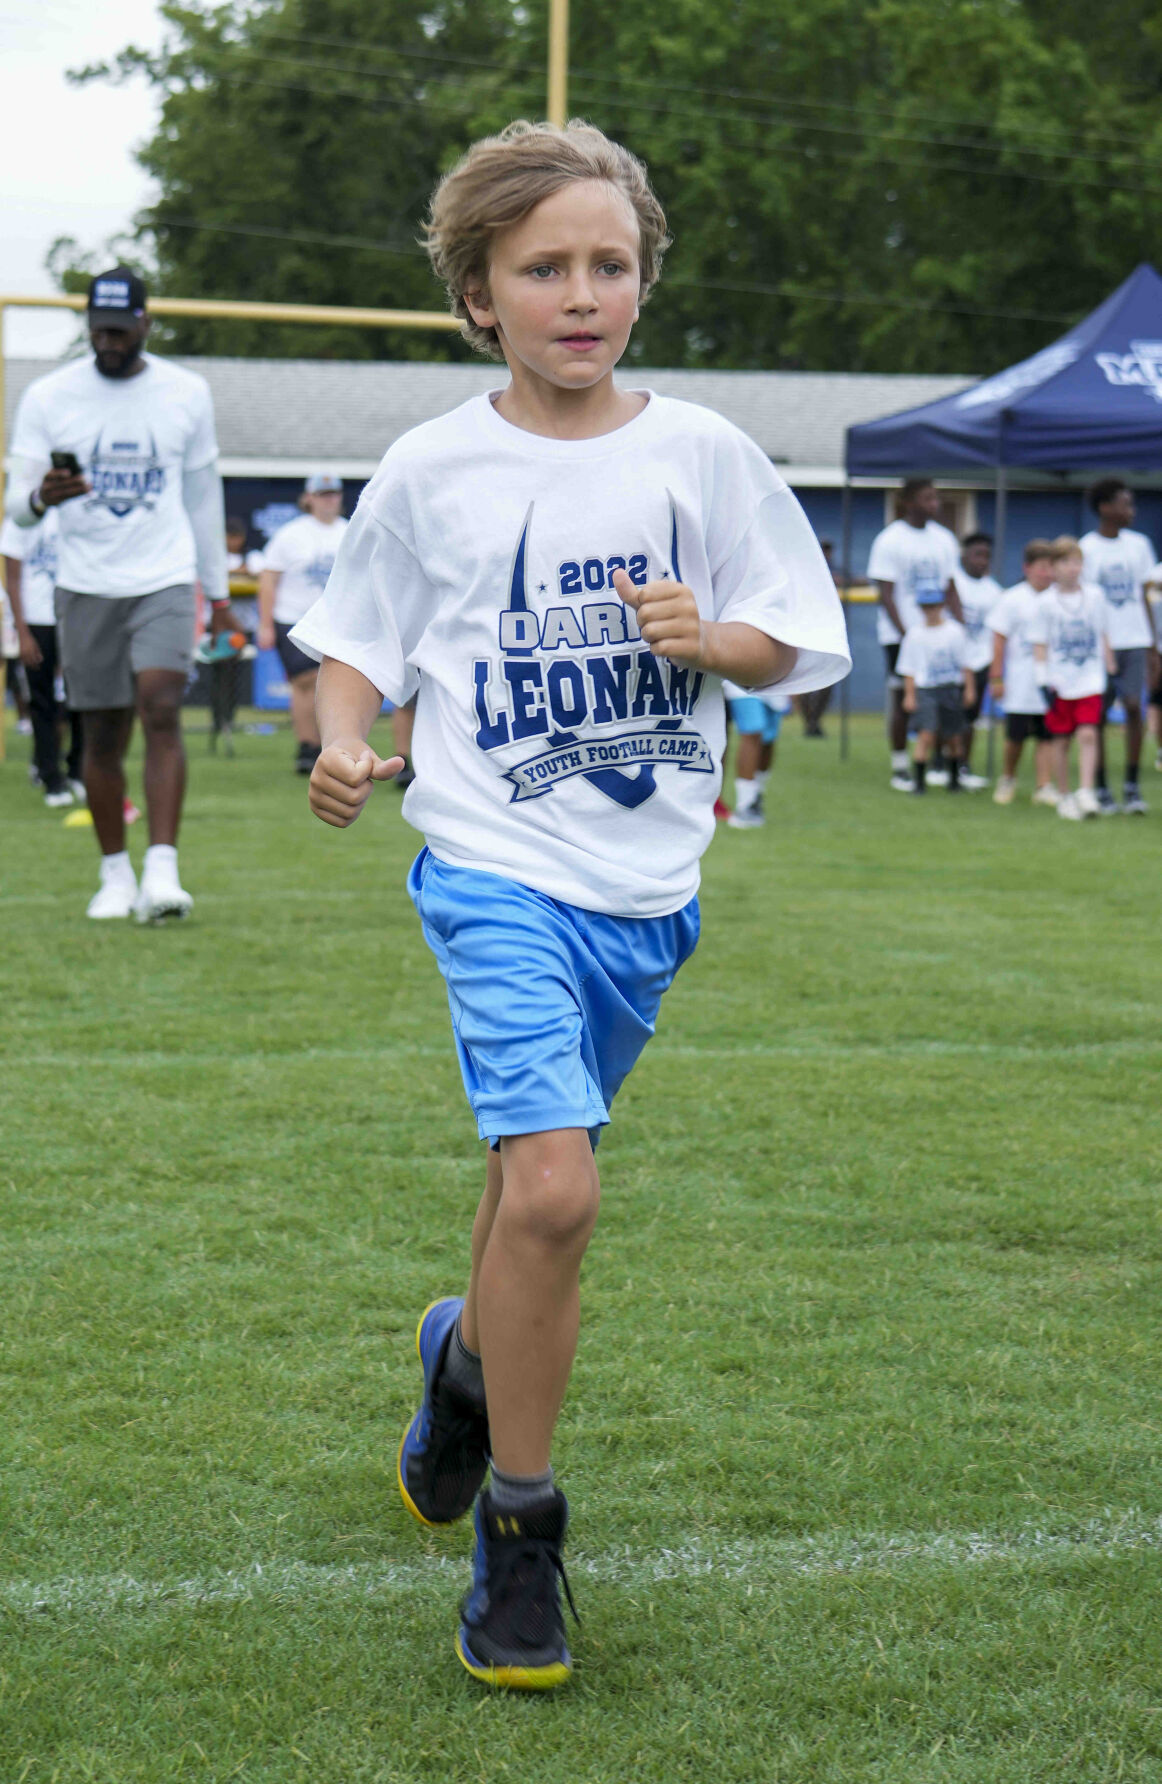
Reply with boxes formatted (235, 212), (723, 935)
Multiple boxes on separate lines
(456, 1489), (576, 1690)
(397, 1298), (490, 1526)
(393, 760), (416, 790)
(295, 742), (320, 775)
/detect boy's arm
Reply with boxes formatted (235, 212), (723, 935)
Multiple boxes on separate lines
(612, 571), (796, 687)
(989, 630), (1006, 693)
(4, 557), (43, 668)
(902, 674), (917, 713)
(876, 579), (904, 637)
(945, 577), (964, 623)
(963, 667), (976, 707)
(257, 569), (279, 652)
(308, 657), (404, 828)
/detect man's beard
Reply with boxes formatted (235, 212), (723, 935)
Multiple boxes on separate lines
(94, 344), (143, 378)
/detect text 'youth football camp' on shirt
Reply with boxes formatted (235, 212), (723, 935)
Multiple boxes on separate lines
(867, 518), (961, 646)
(0, 509), (60, 626)
(262, 513), (349, 624)
(10, 354), (218, 597)
(291, 392), (850, 918)
(1079, 529), (1157, 650)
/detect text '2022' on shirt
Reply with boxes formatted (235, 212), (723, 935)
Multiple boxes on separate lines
(10, 354), (218, 597)
(292, 392), (850, 917)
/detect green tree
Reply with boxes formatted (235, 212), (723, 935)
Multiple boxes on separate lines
(69, 0), (1162, 371)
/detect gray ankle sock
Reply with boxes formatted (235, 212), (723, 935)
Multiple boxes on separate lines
(489, 1463), (555, 1514)
(441, 1316), (486, 1408)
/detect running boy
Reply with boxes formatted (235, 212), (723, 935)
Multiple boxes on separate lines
(1035, 535), (1114, 821)
(290, 121), (849, 1690)
(988, 540), (1057, 806)
(896, 586), (974, 792)
(723, 680), (790, 828)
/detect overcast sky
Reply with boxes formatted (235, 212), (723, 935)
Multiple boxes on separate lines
(0, 0), (163, 358)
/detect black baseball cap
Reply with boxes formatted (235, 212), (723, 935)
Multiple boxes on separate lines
(87, 266), (148, 328)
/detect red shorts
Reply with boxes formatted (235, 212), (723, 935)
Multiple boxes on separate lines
(1045, 693), (1103, 735)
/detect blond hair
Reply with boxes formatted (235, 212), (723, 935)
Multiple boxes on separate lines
(1050, 534), (1083, 561)
(425, 119), (670, 360)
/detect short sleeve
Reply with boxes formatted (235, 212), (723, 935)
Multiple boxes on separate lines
(183, 378), (219, 472)
(261, 524), (297, 574)
(990, 593), (1013, 636)
(1, 516), (27, 561)
(1028, 604), (1048, 645)
(708, 447), (850, 696)
(288, 502), (431, 705)
(866, 529), (899, 583)
(895, 630), (921, 679)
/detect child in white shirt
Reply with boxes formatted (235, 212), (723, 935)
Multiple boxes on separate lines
(988, 540), (1057, 806)
(1034, 536), (1114, 820)
(896, 588), (975, 793)
(289, 119), (849, 1690)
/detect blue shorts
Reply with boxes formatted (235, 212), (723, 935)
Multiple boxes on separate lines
(730, 697), (783, 744)
(408, 849), (700, 1147)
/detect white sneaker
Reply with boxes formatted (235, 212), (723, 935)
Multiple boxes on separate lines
(87, 877), (137, 919)
(67, 778), (87, 803)
(993, 776), (1017, 805)
(1031, 783), (1061, 807)
(16, 717), (33, 736)
(890, 773), (914, 792)
(134, 877), (194, 924)
(44, 785), (75, 808)
(959, 771), (988, 791)
(1057, 793), (1083, 821)
(726, 809), (764, 829)
(926, 767), (949, 787)
(1076, 788), (1101, 819)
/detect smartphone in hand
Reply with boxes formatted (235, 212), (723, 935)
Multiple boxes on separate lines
(50, 450), (82, 476)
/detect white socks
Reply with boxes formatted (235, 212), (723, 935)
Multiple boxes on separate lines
(735, 777), (759, 813)
(143, 844), (179, 884)
(100, 851), (136, 885)
(891, 749), (910, 773)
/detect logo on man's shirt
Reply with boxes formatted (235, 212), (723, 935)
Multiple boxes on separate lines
(1095, 564), (1135, 606)
(26, 533), (58, 581)
(471, 499), (715, 808)
(84, 430), (165, 519)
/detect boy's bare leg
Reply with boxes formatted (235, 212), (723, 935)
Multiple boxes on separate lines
(289, 671), (321, 747)
(1002, 737), (1022, 778)
(1034, 738), (1053, 788)
(1052, 736), (1070, 795)
(1077, 724), (1099, 791)
(476, 1128), (600, 1476)
(912, 728), (933, 763)
(459, 1145), (503, 1353)
(735, 731), (761, 781)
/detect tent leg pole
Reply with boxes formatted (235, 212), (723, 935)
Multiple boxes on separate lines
(839, 478), (852, 763)
(987, 468), (1008, 782)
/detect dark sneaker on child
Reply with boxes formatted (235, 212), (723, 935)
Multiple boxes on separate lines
(1095, 787), (1121, 815)
(398, 1297), (490, 1527)
(295, 741), (320, 775)
(1123, 786), (1148, 815)
(457, 1490), (576, 1690)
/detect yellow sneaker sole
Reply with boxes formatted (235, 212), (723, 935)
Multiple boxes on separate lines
(455, 1630), (571, 1691)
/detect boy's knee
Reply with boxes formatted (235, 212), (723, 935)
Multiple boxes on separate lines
(500, 1136), (600, 1249)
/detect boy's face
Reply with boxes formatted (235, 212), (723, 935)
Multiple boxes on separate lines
(226, 530), (246, 554)
(467, 180), (642, 393)
(1054, 551), (1083, 588)
(1025, 556), (1054, 591)
(921, 600), (945, 624)
(305, 490), (343, 521)
(962, 540), (991, 578)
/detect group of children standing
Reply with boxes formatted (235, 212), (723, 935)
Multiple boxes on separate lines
(871, 477), (1160, 817)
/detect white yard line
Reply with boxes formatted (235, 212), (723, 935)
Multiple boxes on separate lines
(7, 1037), (1159, 1070)
(5, 1512), (1160, 1620)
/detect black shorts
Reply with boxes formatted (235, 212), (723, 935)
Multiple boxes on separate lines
(275, 622), (319, 682)
(1005, 712), (1048, 744)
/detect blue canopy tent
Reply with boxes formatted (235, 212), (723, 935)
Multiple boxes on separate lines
(837, 263), (1162, 754)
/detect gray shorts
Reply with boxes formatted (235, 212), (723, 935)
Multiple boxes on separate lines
(915, 682), (967, 737)
(56, 585), (195, 710)
(1106, 647), (1148, 712)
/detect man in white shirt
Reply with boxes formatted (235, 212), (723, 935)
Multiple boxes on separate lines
(866, 478), (962, 789)
(1080, 479), (1158, 815)
(257, 475), (348, 773)
(1, 507), (82, 805)
(951, 530), (1002, 789)
(6, 267), (237, 920)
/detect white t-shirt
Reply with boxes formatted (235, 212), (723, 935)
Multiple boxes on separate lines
(262, 514), (348, 625)
(866, 518), (960, 646)
(721, 678), (792, 710)
(1078, 529), (1157, 650)
(991, 581), (1048, 714)
(896, 616), (968, 688)
(952, 569), (1003, 671)
(1, 508), (60, 626)
(291, 391), (850, 918)
(10, 353), (218, 598)
(1033, 585), (1107, 700)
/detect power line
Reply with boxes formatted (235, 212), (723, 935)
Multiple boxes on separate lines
(141, 213), (1076, 326)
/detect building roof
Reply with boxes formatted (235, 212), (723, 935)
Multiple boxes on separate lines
(4, 354), (973, 484)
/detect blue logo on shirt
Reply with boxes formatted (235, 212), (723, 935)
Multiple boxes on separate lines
(84, 430), (165, 519)
(472, 499), (714, 808)
(1054, 614), (1098, 665)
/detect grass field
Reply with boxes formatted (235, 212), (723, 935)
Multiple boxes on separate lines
(2, 711), (1161, 1783)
